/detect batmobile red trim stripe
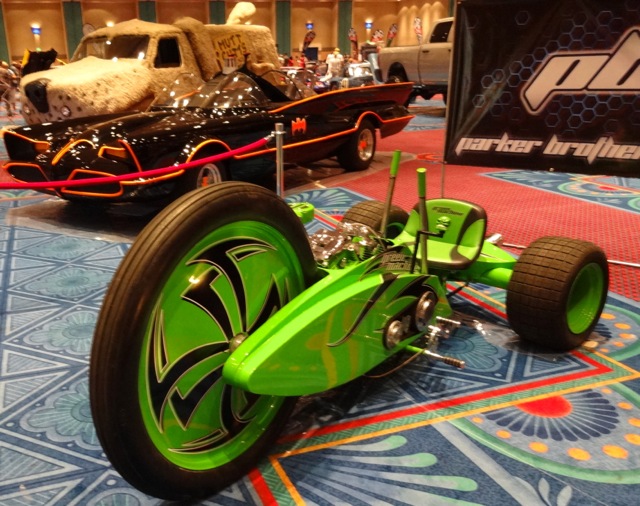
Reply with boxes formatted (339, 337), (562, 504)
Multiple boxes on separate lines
(121, 172), (183, 185)
(62, 169), (125, 198)
(2, 162), (59, 194)
(3, 162), (46, 181)
(186, 139), (231, 163)
(117, 139), (144, 172)
(237, 129), (351, 159)
(98, 145), (128, 161)
(0, 136), (270, 190)
(51, 139), (96, 166)
(381, 114), (416, 127)
(235, 112), (413, 160)
(268, 82), (415, 113)
(2, 129), (50, 153)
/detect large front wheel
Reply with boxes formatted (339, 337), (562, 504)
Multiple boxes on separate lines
(90, 182), (317, 500)
(506, 236), (609, 351)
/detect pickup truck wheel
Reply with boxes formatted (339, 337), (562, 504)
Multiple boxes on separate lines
(386, 74), (406, 84)
(506, 236), (608, 351)
(343, 200), (408, 238)
(337, 119), (377, 171)
(386, 74), (415, 106)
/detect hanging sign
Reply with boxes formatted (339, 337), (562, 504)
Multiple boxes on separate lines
(445, 0), (640, 176)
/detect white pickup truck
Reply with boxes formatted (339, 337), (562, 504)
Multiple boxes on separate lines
(377, 17), (453, 103)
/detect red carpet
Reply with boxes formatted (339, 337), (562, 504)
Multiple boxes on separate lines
(0, 112), (639, 505)
(337, 129), (640, 301)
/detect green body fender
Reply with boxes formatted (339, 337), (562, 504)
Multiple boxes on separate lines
(223, 251), (452, 396)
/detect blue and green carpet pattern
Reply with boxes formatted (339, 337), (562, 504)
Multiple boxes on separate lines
(485, 171), (640, 214)
(0, 187), (638, 505)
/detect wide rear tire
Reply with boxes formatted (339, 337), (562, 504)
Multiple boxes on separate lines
(343, 200), (408, 238)
(90, 182), (317, 500)
(506, 236), (608, 351)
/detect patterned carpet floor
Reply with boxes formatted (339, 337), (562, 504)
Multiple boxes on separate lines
(0, 110), (639, 505)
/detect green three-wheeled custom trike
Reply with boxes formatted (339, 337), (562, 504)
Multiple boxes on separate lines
(89, 152), (608, 500)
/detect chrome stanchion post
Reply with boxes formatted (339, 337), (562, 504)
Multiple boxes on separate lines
(275, 123), (285, 197)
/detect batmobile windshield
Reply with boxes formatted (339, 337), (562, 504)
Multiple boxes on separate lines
(73, 35), (150, 61)
(156, 69), (315, 109)
(347, 63), (373, 77)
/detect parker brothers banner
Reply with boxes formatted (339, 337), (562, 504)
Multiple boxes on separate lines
(445, 0), (640, 176)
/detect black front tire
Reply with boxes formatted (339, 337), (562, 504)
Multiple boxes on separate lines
(506, 236), (609, 351)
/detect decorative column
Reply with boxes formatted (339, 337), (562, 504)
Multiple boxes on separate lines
(275, 0), (291, 55)
(62, 1), (83, 59)
(138, 1), (157, 23)
(0, 3), (9, 62)
(337, 0), (352, 55)
(209, 1), (225, 24)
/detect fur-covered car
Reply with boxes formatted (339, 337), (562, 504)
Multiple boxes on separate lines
(19, 7), (281, 125)
(3, 66), (413, 203)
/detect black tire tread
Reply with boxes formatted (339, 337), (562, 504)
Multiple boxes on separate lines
(343, 200), (408, 238)
(506, 236), (608, 351)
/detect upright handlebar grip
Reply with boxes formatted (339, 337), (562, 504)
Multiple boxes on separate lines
(417, 168), (427, 199)
(390, 150), (401, 177)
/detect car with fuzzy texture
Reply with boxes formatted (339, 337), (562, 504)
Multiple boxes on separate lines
(19, 15), (282, 125)
(3, 66), (413, 204)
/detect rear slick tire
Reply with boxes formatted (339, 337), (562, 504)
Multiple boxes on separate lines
(343, 200), (408, 238)
(90, 182), (317, 500)
(506, 236), (609, 351)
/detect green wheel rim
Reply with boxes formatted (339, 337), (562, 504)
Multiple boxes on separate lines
(138, 220), (305, 470)
(567, 262), (605, 334)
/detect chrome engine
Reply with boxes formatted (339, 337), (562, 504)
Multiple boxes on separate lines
(308, 220), (384, 268)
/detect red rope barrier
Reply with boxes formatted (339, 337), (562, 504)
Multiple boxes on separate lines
(0, 135), (271, 190)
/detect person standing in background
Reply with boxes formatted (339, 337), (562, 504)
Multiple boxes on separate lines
(321, 47), (344, 81)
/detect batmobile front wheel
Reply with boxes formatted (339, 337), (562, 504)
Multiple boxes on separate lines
(506, 236), (609, 351)
(90, 182), (317, 500)
(174, 160), (228, 198)
(343, 199), (409, 238)
(337, 118), (377, 171)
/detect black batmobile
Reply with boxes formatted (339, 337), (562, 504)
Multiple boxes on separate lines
(2, 67), (413, 203)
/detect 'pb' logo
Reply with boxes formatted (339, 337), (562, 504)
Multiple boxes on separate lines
(522, 28), (640, 114)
